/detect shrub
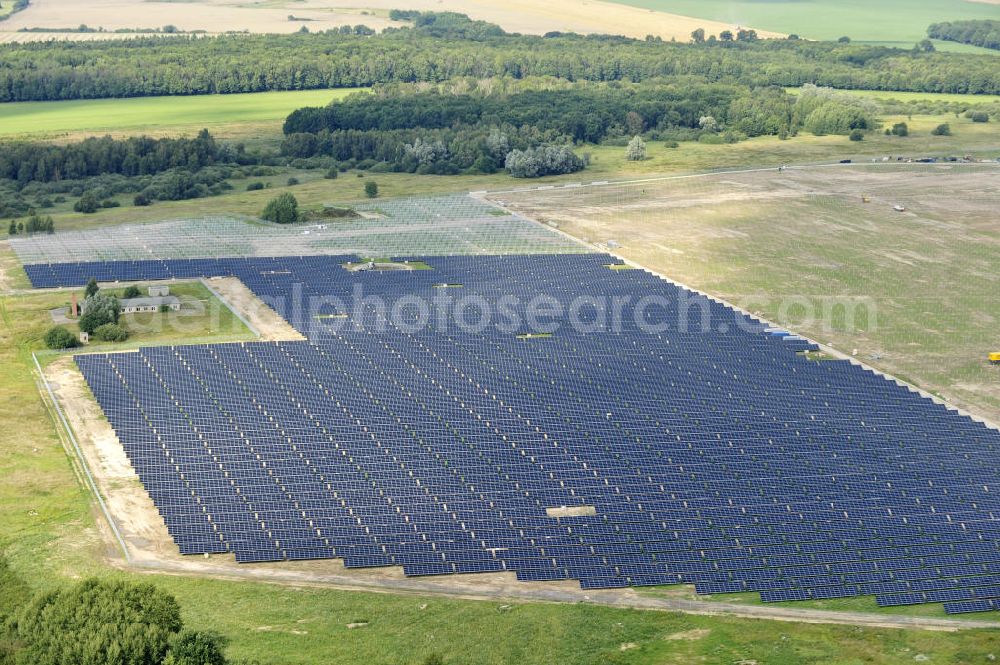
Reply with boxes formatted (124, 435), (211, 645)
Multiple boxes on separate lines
(123, 285), (141, 299)
(260, 192), (300, 224)
(84, 277), (99, 298)
(133, 193), (151, 206)
(849, 129), (864, 141)
(246, 181), (265, 191)
(891, 122), (909, 136)
(324, 167), (339, 179)
(504, 146), (585, 178)
(970, 111), (990, 123)
(286, 177), (300, 186)
(94, 323), (129, 343)
(24, 213), (55, 234)
(73, 192), (100, 214)
(931, 123), (951, 136)
(364, 181), (379, 198)
(164, 630), (228, 665)
(44, 326), (80, 350)
(625, 135), (647, 161)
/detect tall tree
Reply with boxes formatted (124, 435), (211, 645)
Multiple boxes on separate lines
(260, 193), (300, 224)
(10, 579), (182, 665)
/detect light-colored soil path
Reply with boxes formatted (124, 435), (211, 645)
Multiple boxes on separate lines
(45, 355), (182, 564)
(118, 556), (1000, 632)
(203, 276), (305, 342)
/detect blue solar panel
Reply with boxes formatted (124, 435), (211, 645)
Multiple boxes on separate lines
(48, 253), (999, 615)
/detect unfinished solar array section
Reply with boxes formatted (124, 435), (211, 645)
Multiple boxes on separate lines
(10, 195), (584, 267)
(66, 254), (1000, 615)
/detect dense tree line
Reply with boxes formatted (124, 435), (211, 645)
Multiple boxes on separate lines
(0, 166), (242, 219)
(279, 83), (875, 174)
(0, 130), (291, 218)
(285, 84), (748, 141)
(0, 130), (225, 184)
(928, 20), (1000, 51)
(281, 124), (571, 175)
(2, 14), (1000, 102)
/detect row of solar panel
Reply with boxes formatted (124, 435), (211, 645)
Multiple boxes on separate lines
(63, 254), (1000, 616)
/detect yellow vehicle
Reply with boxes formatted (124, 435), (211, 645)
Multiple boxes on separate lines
(990, 352), (1000, 364)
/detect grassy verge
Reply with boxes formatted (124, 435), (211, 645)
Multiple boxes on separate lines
(635, 585), (973, 621)
(0, 291), (105, 582)
(153, 574), (1000, 664)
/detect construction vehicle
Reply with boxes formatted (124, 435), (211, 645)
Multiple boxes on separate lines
(990, 352), (1000, 365)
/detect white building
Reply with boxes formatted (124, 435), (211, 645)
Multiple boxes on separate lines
(120, 296), (181, 314)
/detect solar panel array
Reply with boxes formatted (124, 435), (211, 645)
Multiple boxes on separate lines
(51, 253), (1000, 615)
(9, 195), (584, 267)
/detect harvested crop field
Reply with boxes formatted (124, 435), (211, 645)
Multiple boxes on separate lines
(0, 0), (778, 41)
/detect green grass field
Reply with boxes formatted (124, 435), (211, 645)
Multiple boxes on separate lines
(787, 87), (1000, 106)
(609, 0), (1000, 46)
(0, 88), (365, 140)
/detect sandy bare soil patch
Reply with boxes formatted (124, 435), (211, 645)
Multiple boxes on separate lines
(45, 356), (182, 564)
(1, 0), (779, 41)
(665, 628), (711, 641)
(203, 276), (305, 342)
